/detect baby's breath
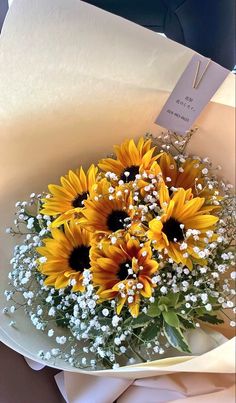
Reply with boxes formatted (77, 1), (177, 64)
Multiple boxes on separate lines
(4, 132), (235, 370)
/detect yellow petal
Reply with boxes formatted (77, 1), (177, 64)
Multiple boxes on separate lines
(177, 197), (205, 221)
(140, 277), (152, 298)
(117, 296), (127, 315)
(184, 215), (218, 229)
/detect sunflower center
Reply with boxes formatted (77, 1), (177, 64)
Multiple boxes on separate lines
(107, 210), (130, 232)
(117, 260), (133, 281)
(68, 245), (91, 272)
(120, 165), (139, 182)
(72, 192), (88, 208)
(162, 218), (184, 242)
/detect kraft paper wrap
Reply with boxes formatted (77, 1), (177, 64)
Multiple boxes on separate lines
(0, 0), (235, 399)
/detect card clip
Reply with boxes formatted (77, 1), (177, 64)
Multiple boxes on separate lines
(193, 58), (211, 89)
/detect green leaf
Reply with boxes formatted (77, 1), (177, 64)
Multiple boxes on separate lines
(123, 317), (133, 327)
(147, 301), (161, 317)
(163, 311), (180, 328)
(198, 314), (224, 325)
(178, 316), (196, 329)
(132, 313), (152, 328)
(141, 322), (159, 341)
(158, 296), (170, 306)
(159, 293), (180, 308)
(194, 307), (206, 316)
(163, 322), (191, 353)
(167, 293), (179, 307)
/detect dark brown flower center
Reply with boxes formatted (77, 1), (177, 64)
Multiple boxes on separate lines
(107, 210), (130, 232)
(68, 245), (91, 272)
(117, 260), (133, 281)
(162, 218), (184, 242)
(120, 165), (139, 182)
(72, 192), (88, 208)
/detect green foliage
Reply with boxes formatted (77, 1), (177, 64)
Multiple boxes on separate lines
(178, 316), (196, 329)
(163, 311), (180, 328)
(163, 322), (191, 353)
(147, 292), (180, 318)
(131, 313), (151, 328)
(146, 301), (161, 317)
(141, 321), (160, 341)
(198, 314), (224, 325)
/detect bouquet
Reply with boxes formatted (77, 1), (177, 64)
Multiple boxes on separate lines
(4, 131), (235, 370)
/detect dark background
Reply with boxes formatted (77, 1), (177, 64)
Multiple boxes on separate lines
(1, 0), (235, 69)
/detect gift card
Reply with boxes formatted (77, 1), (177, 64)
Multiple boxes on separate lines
(155, 54), (229, 134)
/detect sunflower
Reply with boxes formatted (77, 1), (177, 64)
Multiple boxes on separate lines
(158, 152), (217, 201)
(98, 137), (161, 184)
(147, 184), (219, 269)
(37, 221), (93, 292)
(91, 234), (159, 317)
(80, 179), (139, 235)
(40, 165), (98, 228)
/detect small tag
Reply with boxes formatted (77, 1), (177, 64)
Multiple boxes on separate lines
(155, 54), (229, 134)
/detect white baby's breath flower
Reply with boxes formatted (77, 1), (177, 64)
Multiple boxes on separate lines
(102, 309), (109, 317)
(48, 307), (56, 316)
(39, 256), (47, 264)
(205, 303), (212, 311)
(180, 242), (187, 250)
(51, 349), (60, 356)
(10, 305), (16, 313)
(44, 352), (51, 360)
(111, 236), (117, 244)
(114, 337), (121, 346)
(160, 286), (167, 294)
(112, 315), (121, 327)
(27, 217), (34, 229)
(113, 363), (120, 369)
(56, 336), (67, 345)
(127, 296), (134, 303)
(48, 329), (54, 337)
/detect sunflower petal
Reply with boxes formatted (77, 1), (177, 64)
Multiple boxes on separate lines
(184, 215), (219, 229)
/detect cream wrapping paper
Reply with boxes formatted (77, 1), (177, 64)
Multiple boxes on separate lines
(26, 332), (235, 402)
(0, 0), (235, 401)
(60, 372), (236, 402)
